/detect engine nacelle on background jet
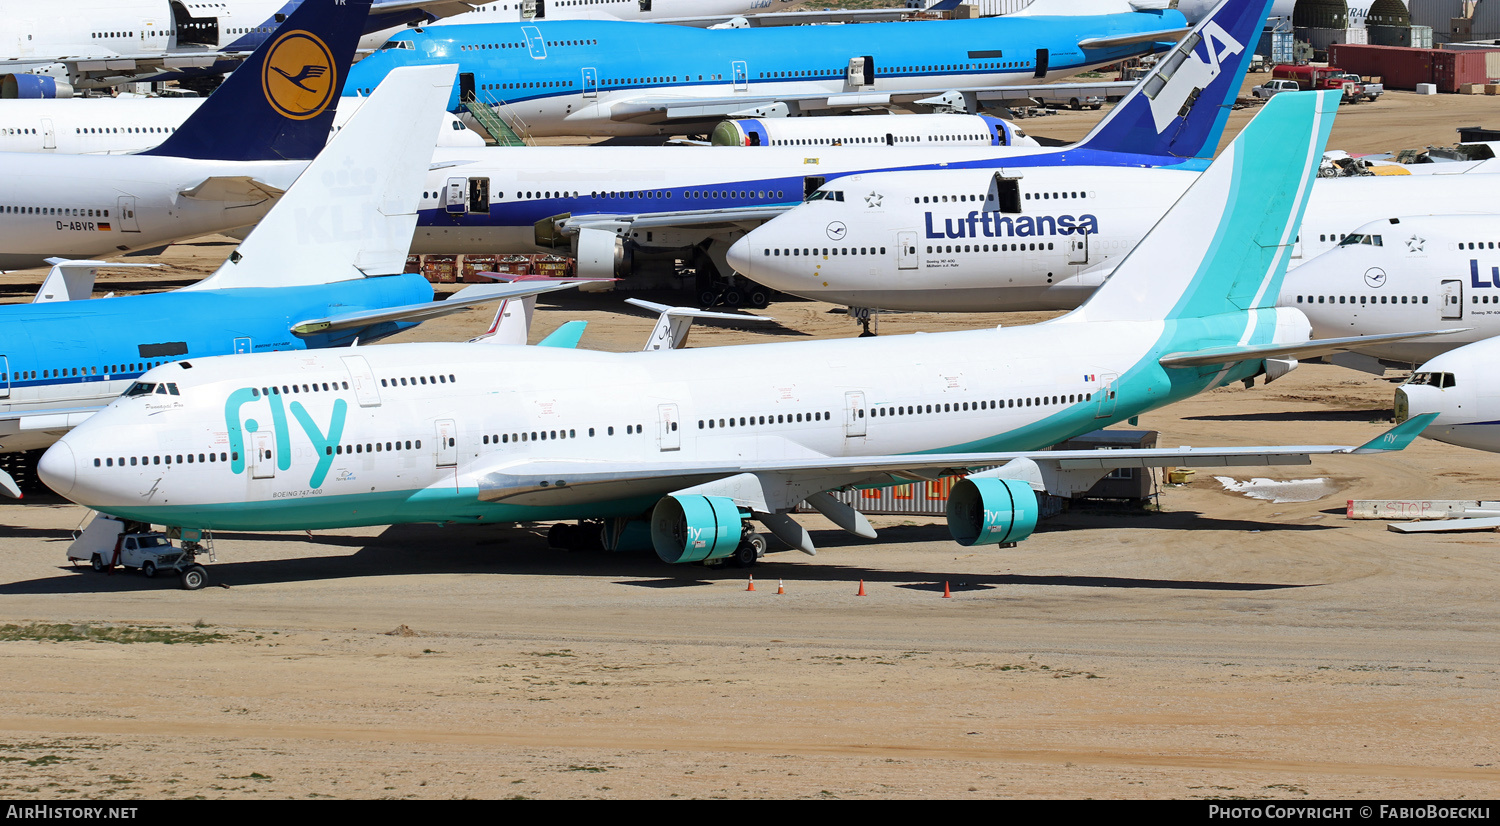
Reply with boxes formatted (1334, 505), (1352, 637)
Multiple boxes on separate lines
(945, 477), (1039, 547)
(572, 226), (632, 282)
(1, 73), (74, 99)
(651, 494), (746, 564)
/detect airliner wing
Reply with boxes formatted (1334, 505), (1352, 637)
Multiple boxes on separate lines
(603, 80), (1138, 123)
(473, 416), (1436, 510)
(1159, 330), (1471, 368)
(288, 278), (607, 337)
(370, 0), (484, 18)
(0, 404), (111, 498)
(1078, 27), (1194, 48)
(562, 206), (793, 234)
(178, 176), (287, 204)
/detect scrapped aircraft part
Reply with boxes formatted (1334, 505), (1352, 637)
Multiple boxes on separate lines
(651, 494), (745, 564)
(1214, 476), (1338, 504)
(573, 227), (629, 280)
(946, 477), (1038, 547)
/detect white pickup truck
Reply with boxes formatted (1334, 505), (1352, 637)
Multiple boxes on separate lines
(1251, 79), (1299, 99)
(68, 514), (209, 590)
(1335, 72), (1384, 101)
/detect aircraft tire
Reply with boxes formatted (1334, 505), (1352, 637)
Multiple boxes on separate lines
(180, 565), (207, 591)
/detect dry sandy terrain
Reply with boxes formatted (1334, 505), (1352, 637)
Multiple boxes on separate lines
(0, 83), (1498, 800)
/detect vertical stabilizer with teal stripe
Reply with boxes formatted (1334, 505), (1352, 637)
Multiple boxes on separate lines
(1073, 90), (1338, 325)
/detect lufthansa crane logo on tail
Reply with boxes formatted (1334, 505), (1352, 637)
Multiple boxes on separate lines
(261, 30), (337, 120)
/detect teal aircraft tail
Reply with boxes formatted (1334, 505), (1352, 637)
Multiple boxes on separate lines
(1074, 90), (1338, 325)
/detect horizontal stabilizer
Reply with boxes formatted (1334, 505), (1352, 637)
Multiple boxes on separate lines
(1159, 329), (1469, 368)
(626, 298), (774, 351)
(34, 259), (158, 304)
(290, 278), (604, 337)
(1078, 27), (1193, 49)
(186, 64), (457, 291)
(538, 321), (589, 349)
(178, 176), (286, 203)
(1015, 0), (1171, 15)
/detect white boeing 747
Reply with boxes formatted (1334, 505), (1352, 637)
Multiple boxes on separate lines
(39, 92), (1441, 568)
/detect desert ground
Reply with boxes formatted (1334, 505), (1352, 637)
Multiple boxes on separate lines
(0, 80), (1498, 799)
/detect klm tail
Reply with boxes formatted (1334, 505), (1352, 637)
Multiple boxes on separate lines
(141, 0), (372, 162)
(1073, 0), (1272, 161)
(183, 64), (458, 291)
(1076, 90), (1338, 324)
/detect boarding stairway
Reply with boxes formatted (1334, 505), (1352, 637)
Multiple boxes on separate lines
(462, 92), (530, 147)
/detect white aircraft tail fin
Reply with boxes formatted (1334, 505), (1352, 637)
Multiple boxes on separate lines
(34, 258), (159, 304)
(184, 64), (458, 291)
(471, 294), (538, 345)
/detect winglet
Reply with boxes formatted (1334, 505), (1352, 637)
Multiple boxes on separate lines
(1350, 413), (1439, 454)
(141, 0), (372, 161)
(538, 320), (589, 349)
(1074, 0), (1273, 161)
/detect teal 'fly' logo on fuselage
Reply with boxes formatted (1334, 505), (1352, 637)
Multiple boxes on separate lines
(224, 388), (347, 488)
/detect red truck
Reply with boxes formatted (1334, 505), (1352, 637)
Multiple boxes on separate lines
(1271, 65), (1366, 102)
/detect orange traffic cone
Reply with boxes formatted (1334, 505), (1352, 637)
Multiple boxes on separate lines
(777, 579), (785, 595)
(942, 581), (952, 598)
(857, 579), (866, 596)
(746, 575), (756, 592)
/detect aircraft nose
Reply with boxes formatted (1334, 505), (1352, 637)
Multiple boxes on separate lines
(38, 441), (76, 498)
(726, 234), (755, 279)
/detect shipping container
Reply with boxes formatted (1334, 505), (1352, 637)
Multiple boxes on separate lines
(1327, 43), (1490, 89)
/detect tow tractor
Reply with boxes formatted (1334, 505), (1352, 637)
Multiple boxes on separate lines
(67, 514), (213, 590)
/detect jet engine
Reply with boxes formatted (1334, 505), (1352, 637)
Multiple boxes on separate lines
(650, 494), (746, 564)
(945, 477), (1038, 546)
(1, 74), (74, 99)
(573, 226), (632, 280)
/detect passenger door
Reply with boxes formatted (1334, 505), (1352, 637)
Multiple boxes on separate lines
(1441, 279), (1463, 320)
(116, 196), (140, 232)
(844, 391), (867, 439)
(1094, 374), (1119, 419)
(435, 419), (458, 468)
(1067, 229), (1091, 265)
(897, 231), (918, 270)
(341, 355), (382, 407)
(581, 67), (598, 98)
(0, 356), (10, 399)
(250, 431), (275, 479)
(732, 61), (748, 92)
(657, 404), (680, 451)
(522, 26), (546, 59)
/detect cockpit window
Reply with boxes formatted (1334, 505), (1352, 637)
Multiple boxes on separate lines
(123, 382), (179, 398)
(1408, 371), (1456, 389)
(806, 190), (844, 202)
(378, 39), (414, 51)
(1339, 233), (1383, 247)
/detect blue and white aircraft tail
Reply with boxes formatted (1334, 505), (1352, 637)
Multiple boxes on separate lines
(1070, 0), (1272, 162)
(142, 0), (372, 162)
